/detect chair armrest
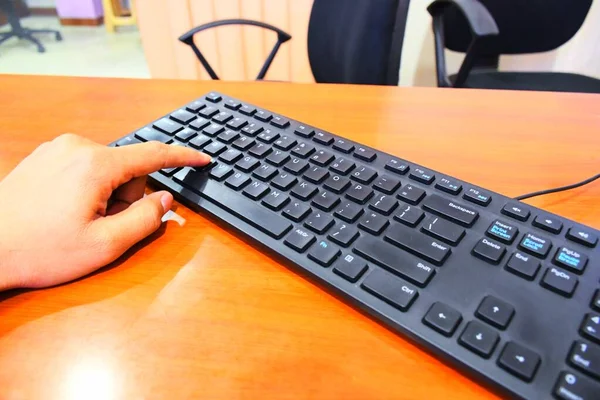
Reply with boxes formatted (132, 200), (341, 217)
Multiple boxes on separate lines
(179, 19), (292, 80)
(427, 0), (499, 87)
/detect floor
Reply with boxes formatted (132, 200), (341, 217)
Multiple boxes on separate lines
(0, 16), (149, 79)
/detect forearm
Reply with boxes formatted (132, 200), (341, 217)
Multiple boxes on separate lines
(0, 244), (19, 291)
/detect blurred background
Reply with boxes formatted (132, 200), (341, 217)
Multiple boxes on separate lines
(0, 0), (599, 87)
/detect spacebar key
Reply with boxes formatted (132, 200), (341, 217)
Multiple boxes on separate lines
(173, 167), (292, 239)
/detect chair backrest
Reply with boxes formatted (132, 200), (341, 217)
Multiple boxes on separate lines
(307, 0), (410, 85)
(442, 0), (593, 56)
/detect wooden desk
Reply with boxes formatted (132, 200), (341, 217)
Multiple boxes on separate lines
(0, 75), (598, 399)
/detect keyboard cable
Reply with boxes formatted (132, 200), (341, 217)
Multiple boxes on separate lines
(515, 173), (600, 201)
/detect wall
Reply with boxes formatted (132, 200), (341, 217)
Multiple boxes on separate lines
(26, 0), (56, 6)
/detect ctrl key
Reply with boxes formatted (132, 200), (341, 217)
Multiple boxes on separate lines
(554, 371), (600, 400)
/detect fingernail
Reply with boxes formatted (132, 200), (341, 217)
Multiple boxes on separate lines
(160, 192), (173, 213)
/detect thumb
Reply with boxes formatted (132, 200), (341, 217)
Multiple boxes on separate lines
(93, 191), (173, 261)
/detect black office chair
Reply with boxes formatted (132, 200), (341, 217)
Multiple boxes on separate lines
(0, 0), (62, 53)
(179, 0), (410, 85)
(427, 0), (600, 93)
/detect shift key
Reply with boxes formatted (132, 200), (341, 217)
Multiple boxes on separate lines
(385, 222), (451, 265)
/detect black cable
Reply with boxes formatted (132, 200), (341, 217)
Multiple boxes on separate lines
(515, 173), (600, 201)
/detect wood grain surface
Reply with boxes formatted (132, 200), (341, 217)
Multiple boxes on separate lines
(0, 75), (599, 399)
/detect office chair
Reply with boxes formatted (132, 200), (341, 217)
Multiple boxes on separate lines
(0, 0), (62, 53)
(179, 0), (410, 85)
(427, 0), (600, 93)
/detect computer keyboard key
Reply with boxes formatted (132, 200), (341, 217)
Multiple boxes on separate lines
(271, 173), (298, 191)
(519, 232), (552, 258)
(273, 135), (297, 151)
(291, 142), (315, 158)
(283, 202), (312, 223)
(592, 290), (600, 312)
(199, 106), (219, 119)
(253, 164), (278, 181)
(330, 157), (356, 175)
(361, 269), (418, 311)
(554, 371), (600, 400)
(203, 141), (227, 157)
(209, 164), (233, 181)
(472, 238), (506, 264)
(224, 99), (241, 110)
(346, 183), (374, 204)
(232, 136), (255, 151)
(203, 123), (225, 137)
(541, 267), (578, 297)
(476, 296), (514, 329)
(435, 177), (462, 195)
(313, 131), (334, 145)
(188, 134), (211, 149)
(423, 302), (462, 337)
(261, 190), (290, 211)
(243, 181), (270, 200)
(304, 212), (335, 234)
(566, 227), (598, 248)
(354, 146), (377, 162)
(324, 175), (351, 194)
(505, 252), (540, 280)
(294, 125), (314, 138)
(308, 240), (340, 267)
(266, 150), (291, 167)
(219, 149), (243, 164)
(353, 236), (435, 287)
(153, 118), (184, 135)
(580, 314), (600, 343)
(236, 155), (260, 172)
(189, 117), (211, 131)
(358, 212), (389, 235)
(134, 127), (172, 143)
(242, 122), (263, 136)
(533, 214), (563, 234)
(463, 187), (492, 206)
(373, 175), (401, 195)
(333, 255), (368, 282)
(497, 342), (541, 382)
(271, 116), (290, 128)
(385, 223), (451, 266)
(369, 194), (398, 216)
(291, 181), (318, 201)
(226, 117), (248, 130)
(351, 166), (377, 184)
(311, 190), (340, 211)
(569, 340), (600, 379)
(284, 158), (309, 175)
(172, 169), (291, 239)
(248, 143), (272, 158)
(394, 204), (425, 227)
(217, 129), (240, 144)
(332, 138), (355, 153)
(409, 168), (435, 185)
(170, 109), (197, 124)
(284, 228), (316, 253)
(385, 158), (409, 175)
(459, 321), (499, 358)
(328, 223), (359, 247)
(225, 172), (251, 190)
(554, 246), (588, 274)
(185, 100), (206, 113)
(310, 150), (335, 167)
(254, 110), (272, 122)
(257, 130), (279, 144)
(239, 104), (256, 116)
(502, 202), (531, 222)
(160, 167), (181, 177)
(423, 195), (479, 227)
(304, 166), (330, 184)
(205, 92), (222, 103)
(486, 220), (519, 244)
(174, 128), (197, 142)
(116, 136), (141, 146)
(397, 184), (426, 205)
(422, 216), (465, 246)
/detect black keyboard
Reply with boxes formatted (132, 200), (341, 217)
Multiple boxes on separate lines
(110, 92), (600, 399)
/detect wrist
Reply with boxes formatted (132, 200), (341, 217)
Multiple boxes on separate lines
(0, 244), (19, 291)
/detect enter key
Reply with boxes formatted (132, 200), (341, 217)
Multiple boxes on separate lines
(421, 215), (466, 245)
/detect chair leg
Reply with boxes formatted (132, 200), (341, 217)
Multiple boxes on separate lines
(26, 29), (63, 41)
(22, 33), (46, 53)
(0, 33), (16, 46)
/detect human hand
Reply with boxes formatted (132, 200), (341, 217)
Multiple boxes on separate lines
(0, 134), (211, 290)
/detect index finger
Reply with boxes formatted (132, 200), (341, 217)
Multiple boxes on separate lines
(111, 141), (212, 182)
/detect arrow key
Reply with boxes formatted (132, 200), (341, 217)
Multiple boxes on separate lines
(423, 302), (462, 337)
(458, 321), (499, 358)
(498, 342), (541, 382)
(581, 313), (600, 344)
(475, 295), (515, 330)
